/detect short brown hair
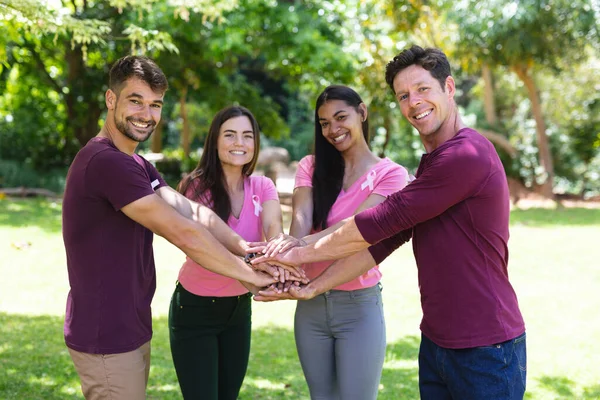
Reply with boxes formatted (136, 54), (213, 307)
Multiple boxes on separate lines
(109, 55), (168, 95)
(385, 45), (451, 93)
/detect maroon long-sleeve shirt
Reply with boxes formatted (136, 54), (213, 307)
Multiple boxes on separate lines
(357, 128), (525, 349)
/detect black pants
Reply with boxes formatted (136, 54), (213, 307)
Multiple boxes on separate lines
(169, 282), (252, 400)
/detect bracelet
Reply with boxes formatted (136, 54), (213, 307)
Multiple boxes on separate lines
(244, 252), (258, 265)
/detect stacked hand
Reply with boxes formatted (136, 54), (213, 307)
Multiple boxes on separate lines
(246, 234), (316, 302)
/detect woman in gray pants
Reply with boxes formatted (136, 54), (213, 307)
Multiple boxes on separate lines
(258, 86), (410, 399)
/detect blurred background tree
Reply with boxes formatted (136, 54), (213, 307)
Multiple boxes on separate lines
(0, 0), (598, 199)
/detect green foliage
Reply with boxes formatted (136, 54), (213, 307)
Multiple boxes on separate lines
(0, 160), (67, 193)
(452, 0), (598, 70)
(1, 0), (599, 196)
(0, 63), (77, 170)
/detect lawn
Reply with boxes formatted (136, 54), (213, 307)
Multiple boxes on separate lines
(1, 198), (600, 399)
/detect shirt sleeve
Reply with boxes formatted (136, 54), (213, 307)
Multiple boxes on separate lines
(367, 229), (412, 264)
(294, 155), (315, 189)
(86, 150), (158, 211)
(372, 162), (410, 198)
(259, 176), (279, 203)
(140, 156), (168, 191)
(356, 141), (491, 244)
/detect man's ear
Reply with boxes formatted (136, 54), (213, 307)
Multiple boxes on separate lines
(445, 76), (456, 99)
(106, 89), (116, 110)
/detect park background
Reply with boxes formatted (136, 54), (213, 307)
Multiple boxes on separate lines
(1, 0), (600, 399)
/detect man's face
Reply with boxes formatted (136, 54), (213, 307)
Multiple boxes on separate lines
(108, 78), (164, 143)
(392, 64), (454, 139)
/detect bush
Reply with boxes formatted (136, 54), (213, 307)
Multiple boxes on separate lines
(0, 159), (67, 194)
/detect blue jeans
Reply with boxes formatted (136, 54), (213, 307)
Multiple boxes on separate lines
(419, 332), (527, 400)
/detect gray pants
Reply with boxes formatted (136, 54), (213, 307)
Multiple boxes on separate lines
(294, 284), (386, 400)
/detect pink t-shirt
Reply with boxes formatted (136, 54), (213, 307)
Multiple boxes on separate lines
(295, 155), (409, 290)
(178, 175), (279, 296)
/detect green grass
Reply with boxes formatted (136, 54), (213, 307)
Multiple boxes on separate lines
(1, 198), (600, 399)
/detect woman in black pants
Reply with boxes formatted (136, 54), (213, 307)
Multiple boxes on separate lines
(169, 106), (297, 399)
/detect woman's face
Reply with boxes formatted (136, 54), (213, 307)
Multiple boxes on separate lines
(317, 99), (366, 152)
(217, 115), (255, 169)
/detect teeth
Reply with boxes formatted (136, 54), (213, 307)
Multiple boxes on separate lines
(230, 151), (246, 155)
(414, 110), (432, 120)
(130, 120), (150, 128)
(333, 133), (347, 143)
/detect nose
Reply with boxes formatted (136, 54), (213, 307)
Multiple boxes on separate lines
(330, 121), (341, 134)
(234, 133), (243, 145)
(139, 105), (152, 121)
(409, 92), (422, 108)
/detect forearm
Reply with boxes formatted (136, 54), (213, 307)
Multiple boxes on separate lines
(294, 217), (369, 264)
(302, 218), (347, 245)
(264, 218), (283, 241)
(157, 186), (195, 219)
(157, 186), (247, 255)
(289, 213), (312, 238)
(171, 224), (256, 283)
(306, 250), (376, 296)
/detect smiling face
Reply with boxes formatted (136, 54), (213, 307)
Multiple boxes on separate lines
(393, 64), (456, 144)
(217, 115), (255, 169)
(107, 78), (164, 143)
(317, 99), (367, 153)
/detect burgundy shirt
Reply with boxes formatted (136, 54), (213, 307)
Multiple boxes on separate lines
(62, 137), (167, 354)
(357, 128), (525, 349)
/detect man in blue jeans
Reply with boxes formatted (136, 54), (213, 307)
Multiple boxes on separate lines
(252, 45), (527, 399)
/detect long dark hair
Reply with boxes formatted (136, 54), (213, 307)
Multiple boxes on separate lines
(312, 85), (369, 230)
(178, 106), (260, 221)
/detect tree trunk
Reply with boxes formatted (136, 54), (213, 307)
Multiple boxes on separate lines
(478, 129), (517, 158)
(513, 65), (554, 198)
(379, 113), (392, 158)
(151, 120), (163, 153)
(482, 64), (498, 125)
(180, 85), (190, 159)
(64, 44), (103, 148)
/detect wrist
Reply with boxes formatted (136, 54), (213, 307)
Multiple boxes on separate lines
(306, 280), (326, 297)
(244, 252), (258, 266)
(290, 246), (305, 264)
(240, 240), (249, 255)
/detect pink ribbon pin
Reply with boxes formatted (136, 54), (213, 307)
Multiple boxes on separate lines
(252, 195), (263, 216)
(361, 170), (377, 191)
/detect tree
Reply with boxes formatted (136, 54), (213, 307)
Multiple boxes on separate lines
(0, 0), (236, 152)
(451, 0), (598, 197)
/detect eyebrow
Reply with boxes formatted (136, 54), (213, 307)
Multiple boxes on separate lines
(397, 81), (429, 94)
(223, 129), (254, 134)
(126, 93), (164, 105)
(319, 110), (348, 120)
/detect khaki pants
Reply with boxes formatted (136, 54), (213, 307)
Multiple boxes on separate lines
(68, 341), (151, 400)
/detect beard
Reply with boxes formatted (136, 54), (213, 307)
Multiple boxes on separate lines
(114, 113), (156, 143)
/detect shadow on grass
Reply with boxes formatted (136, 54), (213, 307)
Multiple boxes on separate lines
(535, 375), (600, 400)
(0, 313), (81, 400)
(380, 335), (420, 399)
(1, 313), (420, 400)
(0, 198), (62, 233)
(510, 207), (600, 227)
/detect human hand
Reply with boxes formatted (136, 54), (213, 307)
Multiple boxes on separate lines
(257, 233), (307, 258)
(286, 282), (319, 300)
(253, 281), (299, 301)
(250, 248), (306, 279)
(253, 282), (318, 302)
(251, 246), (302, 270)
(249, 270), (279, 288)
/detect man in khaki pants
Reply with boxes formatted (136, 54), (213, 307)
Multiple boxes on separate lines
(62, 55), (278, 399)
